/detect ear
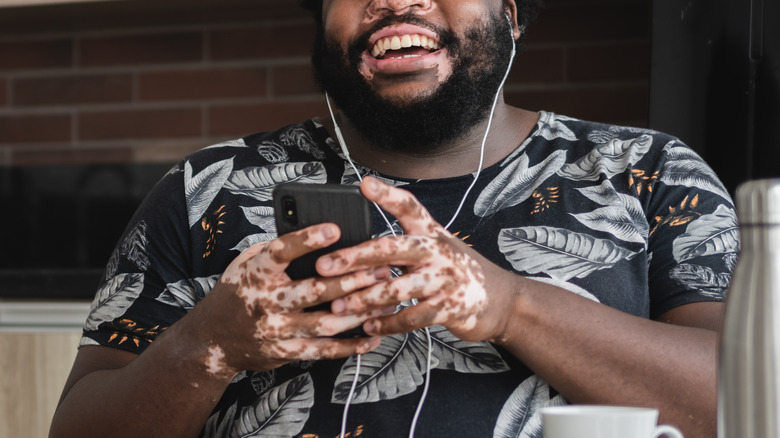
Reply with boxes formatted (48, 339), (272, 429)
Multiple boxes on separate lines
(503, 0), (523, 40)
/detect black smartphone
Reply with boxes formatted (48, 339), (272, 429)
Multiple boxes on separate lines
(273, 182), (373, 337)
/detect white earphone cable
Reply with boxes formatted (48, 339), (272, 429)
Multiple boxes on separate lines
(330, 13), (517, 438)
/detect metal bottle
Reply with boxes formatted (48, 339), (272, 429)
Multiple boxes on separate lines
(719, 179), (780, 438)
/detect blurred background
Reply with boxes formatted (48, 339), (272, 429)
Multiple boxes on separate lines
(0, 0), (777, 435)
(0, 0), (655, 300)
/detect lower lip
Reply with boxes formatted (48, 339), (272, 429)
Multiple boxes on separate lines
(361, 48), (448, 76)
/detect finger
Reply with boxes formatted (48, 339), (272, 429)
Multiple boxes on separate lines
(360, 176), (443, 237)
(363, 303), (442, 337)
(266, 306), (393, 339)
(270, 266), (392, 312)
(333, 271), (441, 314)
(257, 223), (342, 272)
(268, 336), (382, 361)
(317, 235), (434, 276)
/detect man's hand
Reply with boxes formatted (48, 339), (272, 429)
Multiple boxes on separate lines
(194, 221), (391, 378)
(318, 176), (517, 343)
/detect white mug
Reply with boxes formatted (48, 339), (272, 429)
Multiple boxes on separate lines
(540, 405), (684, 438)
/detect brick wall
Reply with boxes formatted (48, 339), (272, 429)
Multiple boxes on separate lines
(0, 0), (650, 168)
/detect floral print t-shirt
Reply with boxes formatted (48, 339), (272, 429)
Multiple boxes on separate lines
(81, 111), (739, 438)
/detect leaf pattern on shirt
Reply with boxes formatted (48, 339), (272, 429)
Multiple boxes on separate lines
(280, 123), (326, 160)
(498, 226), (639, 281)
(185, 157), (235, 228)
(572, 180), (649, 245)
(475, 150), (567, 217)
(224, 162), (327, 202)
(493, 375), (567, 438)
(660, 143), (731, 202)
(157, 275), (220, 309)
(670, 263), (732, 299)
(331, 325), (508, 404)
(232, 374), (315, 437)
(105, 221), (149, 279)
(256, 141), (288, 163)
(228, 205), (278, 253)
(672, 204), (739, 262)
(85, 273), (144, 331)
(558, 134), (652, 182)
(203, 139), (248, 150)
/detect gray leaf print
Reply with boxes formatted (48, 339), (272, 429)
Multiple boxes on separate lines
(185, 157), (235, 228)
(256, 141), (288, 163)
(537, 113), (578, 143)
(241, 206), (276, 232)
(571, 205), (647, 245)
(231, 233), (276, 253)
(475, 150), (567, 217)
(558, 134), (652, 182)
(158, 275), (220, 309)
(250, 370), (277, 395)
(573, 181), (648, 245)
(280, 123), (326, 159)
(104, 221), (149, 279)
(224, 162), (326, 202)
(673, 204), (739, 263)
(332, 332), (430, 404)
(660, 144), (731, 201)
(231, 373), (314, 438)
(204, 139), (247, 150)
(498, 226), (640, 281)
(85, 273), (144, 331)
(493, 376), (567, 438)
(121, 221), (150, 271)
(204, 402), (238, 438)
(669, 263), (731, 299)
(529, 276), (599, 302)
(412, 325), (510, 374)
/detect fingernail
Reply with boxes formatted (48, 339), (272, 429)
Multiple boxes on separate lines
(331, 298), (345, 314)
(381, 304), (397, 316)
(321, 224), (336, 239)
(364, 320), (378, 334)
(319, 256), (333, 271)
(373, 266), (389, 280)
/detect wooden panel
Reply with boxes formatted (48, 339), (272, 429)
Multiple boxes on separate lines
(0, 332), (81, 438)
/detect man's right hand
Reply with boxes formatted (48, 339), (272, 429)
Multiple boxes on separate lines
(191, 222), (389, 379)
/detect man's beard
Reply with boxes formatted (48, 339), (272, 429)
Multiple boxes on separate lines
(312, 11), (514, 153)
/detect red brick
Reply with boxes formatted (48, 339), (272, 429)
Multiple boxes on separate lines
(138, 67), (267, 101)
(508, 47), (565, 85)
(14, 74), (133, 107)
(568, 42), (651, 82)
(527, 2), (650, 44)
(0, 39), (72, 71)
(79, 108), (202, 140)
(12, 147), (133, 167)
(0, 78), (7, 106)
(209, 100), (329, 137)
(79, 32), (203, 67)
(272, 64), (319, 96)
(505, 84), (649, 126)
(0, 114), (71, 143)
(210, 24), (315, 61)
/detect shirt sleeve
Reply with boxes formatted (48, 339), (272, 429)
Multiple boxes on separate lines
(80, 163), (194, 354)
(643, 139), (740, 319)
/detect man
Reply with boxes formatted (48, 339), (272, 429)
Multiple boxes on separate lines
(50, 1), (737, 437)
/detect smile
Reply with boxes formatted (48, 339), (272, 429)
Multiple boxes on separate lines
(370, 33), (442, 59)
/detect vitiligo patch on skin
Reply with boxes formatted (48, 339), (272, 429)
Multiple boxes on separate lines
(205, 345), (229, 376)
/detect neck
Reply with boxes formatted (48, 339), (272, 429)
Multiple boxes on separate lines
(327, 101), (539, 180)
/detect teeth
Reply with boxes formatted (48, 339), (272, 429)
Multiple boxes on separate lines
(370, 33), (441, 59)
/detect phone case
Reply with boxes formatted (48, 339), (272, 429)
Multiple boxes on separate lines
(272, 183), (372, 280)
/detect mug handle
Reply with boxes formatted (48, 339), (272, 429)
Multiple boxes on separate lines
(654, 424), (684, 438)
